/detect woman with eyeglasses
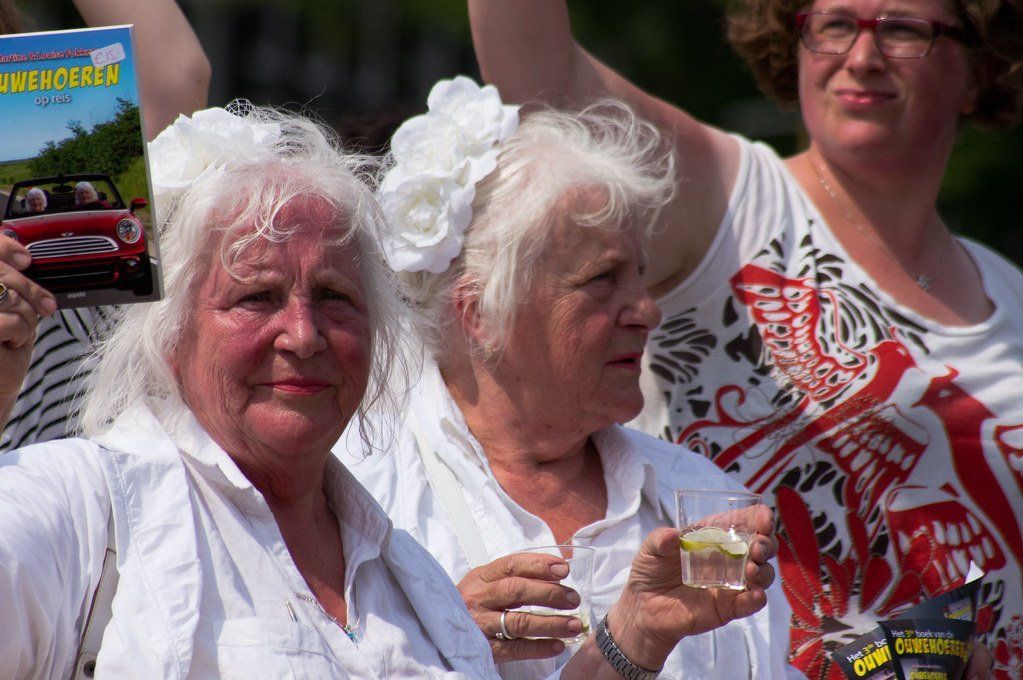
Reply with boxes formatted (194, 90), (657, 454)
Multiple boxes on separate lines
(468, 0), (1023, 677)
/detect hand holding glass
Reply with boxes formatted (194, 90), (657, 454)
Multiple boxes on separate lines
(675, 489), (762, 590)
(513, 544), (595, 644)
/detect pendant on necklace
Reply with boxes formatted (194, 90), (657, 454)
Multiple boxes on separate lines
(812, 163), (949, 294)
(293, 591), (359, 644)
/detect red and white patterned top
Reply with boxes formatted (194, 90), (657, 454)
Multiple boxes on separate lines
(631, 136), (1023, 680)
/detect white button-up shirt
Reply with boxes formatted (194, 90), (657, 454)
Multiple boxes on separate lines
(339, 362), (800, 680)
(0, 407), (499, 679)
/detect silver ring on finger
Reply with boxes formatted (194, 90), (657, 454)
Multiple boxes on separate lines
(499, 609), (517, 641)
(0, 282), (8, 306)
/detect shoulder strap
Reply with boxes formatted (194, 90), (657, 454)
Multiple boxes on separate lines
(409, 413), (490, 569)
(72, 515), (118, 679)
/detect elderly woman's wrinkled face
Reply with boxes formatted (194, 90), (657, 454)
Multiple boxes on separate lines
(26, 194), (45, 212)
(173, 211), (372, 462)
(490, 191), (661, 433)
(75, 184), (97, 205)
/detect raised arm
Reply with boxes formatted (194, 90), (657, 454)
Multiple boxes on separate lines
(0, 243), (57, 437)
(72, 0), (211, 140)
(468, 0), (740, 291)
(2, 1), (207, 437)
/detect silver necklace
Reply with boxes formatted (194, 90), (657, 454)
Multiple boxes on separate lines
(812, 163), (952, 291)
(293, 590), (360, 643)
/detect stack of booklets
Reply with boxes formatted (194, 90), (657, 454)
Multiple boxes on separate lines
(831, 577), (981, 680)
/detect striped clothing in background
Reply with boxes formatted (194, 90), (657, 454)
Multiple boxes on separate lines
(1, 308), (115, 451)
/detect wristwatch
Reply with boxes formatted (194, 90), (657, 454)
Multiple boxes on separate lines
(595, 613), (661, 680)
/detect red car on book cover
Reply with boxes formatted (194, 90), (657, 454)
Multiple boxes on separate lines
(1, 174), (153, 296)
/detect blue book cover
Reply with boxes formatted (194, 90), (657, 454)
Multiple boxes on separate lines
(0, 25), (161, 308)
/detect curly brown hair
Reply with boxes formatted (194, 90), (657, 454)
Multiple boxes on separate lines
(726, 0), (1023, 129)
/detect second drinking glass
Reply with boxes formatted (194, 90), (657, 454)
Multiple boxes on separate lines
(513, 543), (595, 643)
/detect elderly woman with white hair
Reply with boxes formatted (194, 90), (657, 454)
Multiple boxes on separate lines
(24, 188), (47, 214)
(72, 181), (110, 210)
(340, 77), (796, 680)
(0, 105), (507, 679)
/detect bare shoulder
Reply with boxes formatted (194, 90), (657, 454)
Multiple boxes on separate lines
(645, 116), (741, 296)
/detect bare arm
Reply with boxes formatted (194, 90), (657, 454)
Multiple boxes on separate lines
(468, 0), (740, 291)
(73, 0), (210, 140)
(2, 1), (207, 434)
(0, 240), (57, 437)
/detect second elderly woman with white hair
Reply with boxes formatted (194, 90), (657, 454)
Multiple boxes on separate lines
(340, 77), (796, 680)
(72, 181), (110, 210)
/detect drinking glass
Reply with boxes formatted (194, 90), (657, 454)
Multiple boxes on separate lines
(513, 544), (595, 644)
(675, 489), (762, 590)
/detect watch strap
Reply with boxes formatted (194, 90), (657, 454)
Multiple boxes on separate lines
(595, 613), (661, 680)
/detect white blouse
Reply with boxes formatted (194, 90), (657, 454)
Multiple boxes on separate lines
(338, 362), (801, 680)
(0, 407), (498, 679)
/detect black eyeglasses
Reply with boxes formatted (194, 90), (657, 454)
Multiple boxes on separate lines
(796, 11), (972, 59)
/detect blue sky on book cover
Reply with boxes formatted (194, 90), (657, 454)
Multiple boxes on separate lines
(0, 26), (139, 163)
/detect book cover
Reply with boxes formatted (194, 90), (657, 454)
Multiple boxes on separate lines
(879, 618), (975, 680)
(832, 578), (982, 679)
(833, 627), (898, 679)
(0, 25), (161, 308)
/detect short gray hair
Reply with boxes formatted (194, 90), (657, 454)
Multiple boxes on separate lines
(80, 105), (407, 440)
(397, 100), (676, 359)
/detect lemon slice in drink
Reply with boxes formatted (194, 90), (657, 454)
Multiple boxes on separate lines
(679, 527), (749, 559)
(718, 538), (749, 559)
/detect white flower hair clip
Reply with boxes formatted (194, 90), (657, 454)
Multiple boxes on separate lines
(147, 103), (281, 221)
(378, 75), (519, 274)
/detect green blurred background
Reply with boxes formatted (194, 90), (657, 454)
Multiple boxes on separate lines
(24, 0), (1023, 265)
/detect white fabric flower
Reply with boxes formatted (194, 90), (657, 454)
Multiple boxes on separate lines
(389, 114), (473, 185)
(427, 75), (519, 156)
(378, 76), (519, 274)
(147, 106), (280, 219)
(379, 174), (475, 274)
